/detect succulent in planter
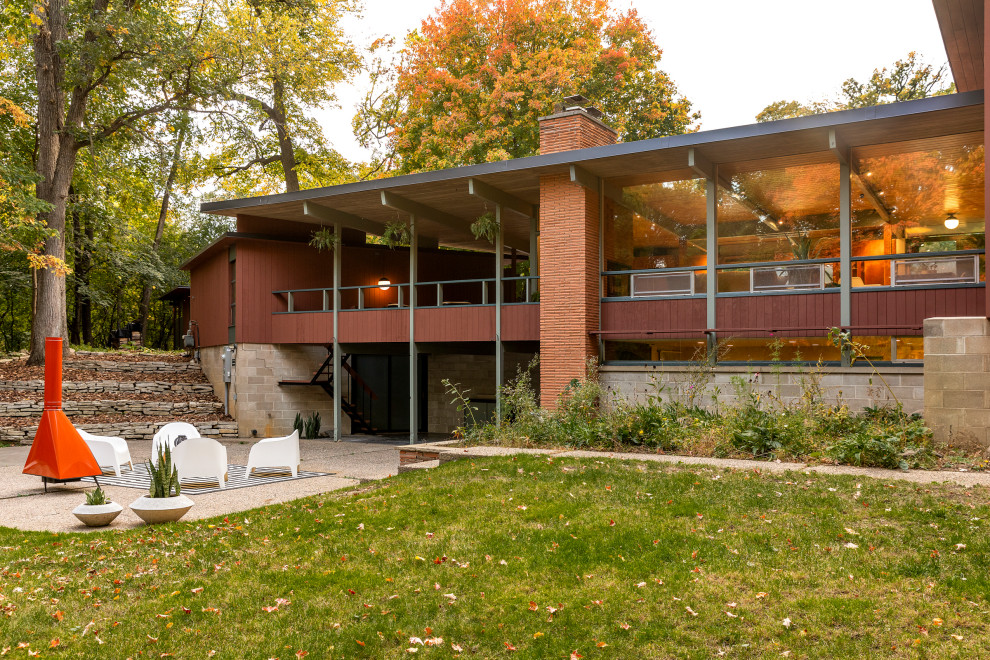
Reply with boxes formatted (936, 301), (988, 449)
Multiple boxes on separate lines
(130, 446), (194, 524)
(72, 486), (123, 527)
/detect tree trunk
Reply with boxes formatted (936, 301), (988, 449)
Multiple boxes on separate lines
(138, 123), (187, 337)
(28, 0), (74, 365)
(271, 77), (300, 193)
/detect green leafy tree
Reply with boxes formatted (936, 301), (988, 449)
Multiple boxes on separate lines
(2, 0), (213, 364)
(756, 52), (955, 122)
(198, 0), (361, 195)
(355, 0), (698, 174)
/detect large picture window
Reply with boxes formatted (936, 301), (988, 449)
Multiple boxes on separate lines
(603, 177), (707, 297)
(850, 135), (985, 287)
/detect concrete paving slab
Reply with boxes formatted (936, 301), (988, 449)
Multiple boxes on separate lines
(0, 437), (400, 533)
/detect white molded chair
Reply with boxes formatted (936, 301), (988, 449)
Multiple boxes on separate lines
(245, 430), (301, 478)
(151, 422), (201, 464)
(78, 429), (133, 477)
(172, 437), (229, 488)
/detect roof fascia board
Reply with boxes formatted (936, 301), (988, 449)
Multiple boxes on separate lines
(199, 91), (983, 215)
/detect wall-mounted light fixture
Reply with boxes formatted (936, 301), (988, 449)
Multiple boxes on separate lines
(944, 212), (959, 230)
(378, 276), (391, 291)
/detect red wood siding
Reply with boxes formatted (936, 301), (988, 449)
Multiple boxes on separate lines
(851, 286), (986, 335)
(415, 306), (495, 342)
(600, 299), (707, 339)
(236, 240), (331, 344)
(503, 305), (540, 341)
(717, 293), (840, 337)
(189, 250), (229, 347)
(271, 311), (333, 344)
(339, 309), (409, 344)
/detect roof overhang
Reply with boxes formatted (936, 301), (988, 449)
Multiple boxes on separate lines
(933, 0), (984, 93)
(200, 91), (984, 252)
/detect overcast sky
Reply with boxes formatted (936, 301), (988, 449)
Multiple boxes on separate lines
(320, 0), (951, 163)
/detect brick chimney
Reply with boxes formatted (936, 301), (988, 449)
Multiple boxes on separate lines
(539, 95), (617, 154)
(537, 96), (616, 407)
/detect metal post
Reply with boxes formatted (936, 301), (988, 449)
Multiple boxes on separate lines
(323, 289), (329, 312)
(840, 159), (852, 367)
(706, 176), (718, 364)
(409, 216), (419, 444)
(358, 287), (364, 310)
(332, 225), (343, 441)
(437, 282), (443, 307)
(495, 205), (504, 425)
(287, 291), (294, 313)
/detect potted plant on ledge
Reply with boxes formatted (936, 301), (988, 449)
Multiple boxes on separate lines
(129, 446), (194, 524)
(72, 486), (123, 527)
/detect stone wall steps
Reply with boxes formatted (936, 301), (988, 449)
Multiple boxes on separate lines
(0, 400), (223, 417)
(0, 380), (215, 396)
(4, 419), (239, 444)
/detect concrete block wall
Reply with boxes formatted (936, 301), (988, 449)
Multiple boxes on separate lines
(201, 343), (347, 438)
(601, 365), (924, 414)
(427, 352), (537, 434)
(924, 317), (990, 453)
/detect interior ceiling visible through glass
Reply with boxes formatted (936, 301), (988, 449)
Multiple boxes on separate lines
(852, 133), (985, 238)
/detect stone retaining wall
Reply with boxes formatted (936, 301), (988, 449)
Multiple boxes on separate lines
(4, 420), (239, 445)
(0, 380), (214, 396)
(0, 400), (222, 417)
(68, 359), (201, 373)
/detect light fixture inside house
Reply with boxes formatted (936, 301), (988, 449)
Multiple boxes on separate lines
(378, 276), (391, 291)
(944, 212), (959, 230)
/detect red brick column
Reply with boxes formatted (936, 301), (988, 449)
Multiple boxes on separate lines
(537, 106), (616, 407)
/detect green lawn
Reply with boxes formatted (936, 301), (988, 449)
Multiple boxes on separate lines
(2, 456), (989, 658)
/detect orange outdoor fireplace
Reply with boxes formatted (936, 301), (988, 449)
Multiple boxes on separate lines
(22, 337), (101, 487)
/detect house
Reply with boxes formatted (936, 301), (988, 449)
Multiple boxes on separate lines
(185, 0), (988, 449)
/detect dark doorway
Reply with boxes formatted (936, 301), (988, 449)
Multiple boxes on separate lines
(348, 354), (428, 433)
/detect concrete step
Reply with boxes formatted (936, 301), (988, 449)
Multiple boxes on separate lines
(398, 459), (440, 474)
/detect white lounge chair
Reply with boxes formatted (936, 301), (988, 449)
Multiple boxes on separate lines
(245, 430), (300, 478)
(78, 429), (133, 477)
(172, 437), (228, 489)
(151, 422), (201, 464)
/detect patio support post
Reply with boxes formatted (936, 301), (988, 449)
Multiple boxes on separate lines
(706, 175), (718, 364)
(837, 145), (853, 367)
(332, 223), (342, 441)
(495, 205), (504, 425)
(529, 216), (539, 280)
(409, 215), (419, 445)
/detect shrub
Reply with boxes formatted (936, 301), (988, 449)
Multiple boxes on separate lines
(304, 412), (322, 439)
(148, 446), (181, 498)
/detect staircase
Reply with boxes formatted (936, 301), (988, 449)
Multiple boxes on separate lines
(279, 348), (378, 434)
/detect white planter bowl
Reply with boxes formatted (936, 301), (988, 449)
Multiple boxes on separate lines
(72, 502), (123, 527)
(130, 494), (194, 524)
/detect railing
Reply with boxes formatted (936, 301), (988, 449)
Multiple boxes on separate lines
(603, 250), (985, 298)
(274, 276), (539, 313)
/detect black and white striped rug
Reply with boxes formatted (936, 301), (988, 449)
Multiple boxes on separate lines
(82, 464), (334, 494)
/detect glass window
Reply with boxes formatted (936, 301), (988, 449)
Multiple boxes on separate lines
(717, 162), (841, 268)
(850, 135), (985, 287)
(603, 339), (708, 362)
(604, 177), (707, 296)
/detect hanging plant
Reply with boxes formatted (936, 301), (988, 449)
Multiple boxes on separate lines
(471, 211), (499, 244)
(382, 220), (411, 249)
(309, 227), (340, 252)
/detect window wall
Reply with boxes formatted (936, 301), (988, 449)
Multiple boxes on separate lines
(603, 177), (707, 297)
(716, 162), (841, 292)
(850, 134), (985, 287)
(600, 134), (984, 365)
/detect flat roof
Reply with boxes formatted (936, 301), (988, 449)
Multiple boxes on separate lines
(200, 91), (984, 252)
